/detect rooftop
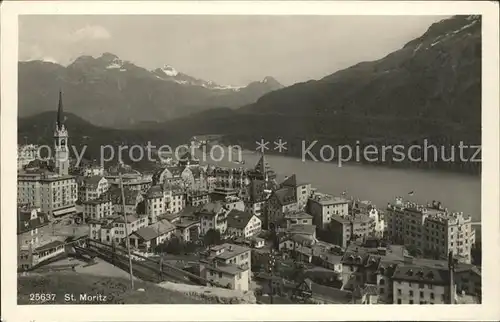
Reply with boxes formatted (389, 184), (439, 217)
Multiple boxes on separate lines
(310, 193), (349, 205)
(226, 209), (254, 230)
(207, 243), (250, 260)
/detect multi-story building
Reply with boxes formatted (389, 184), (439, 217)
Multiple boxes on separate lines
(386, 198), (475, 263)
(164, 184), (185, 214)
(266, 186), (299, 230)
(145, 185), (165, 224)
(226, 209), (262, 238)
(339, 243), (480, 304)
(354, 200), (384, 237)
(82, 165), (105, 177)
(17, 206), (65, 270)
(222, 196), (245, 212)
(200, 243), (252, 289)
(243, 179), (270, 217)
(186, 190), (210, 208)
(328, 215), (353, 248)
(281, 211), (314, 229)
(89, 214), (148, 244)
(18, 144), (38, 170)
(198, 201), (228, 235)
(307, 193), (349, 229)
(17, 170), (78, 218)
(82, 198), (113, 221)
(210, 166), (250, 190)
(128, 219), (176, 252)
(152, 165), (184, 186)
(181, 166), (207, 191)
(199, 259), (250, 291)
(106, 171), (152, 192)
(105, 187), (143, 216)
(78, 175), (109, 202)
(280, 175), (312, 209)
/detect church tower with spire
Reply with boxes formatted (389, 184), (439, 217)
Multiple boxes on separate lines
(54, 91), (69, 176)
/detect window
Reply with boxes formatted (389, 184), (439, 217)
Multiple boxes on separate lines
(380, 279), (385, 285)
(409, 290), (413, 297)
(420, 291), (424, 298)
(398, 289), (402, 295)
(409, 300), (414, 304)
(397, 299), (402, 304)
(419, 283), (425, 289)
(430, 293), (434, 299)
(380, 288), (384, 294)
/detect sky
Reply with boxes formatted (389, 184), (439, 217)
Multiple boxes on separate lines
(19, 15), (449, 86)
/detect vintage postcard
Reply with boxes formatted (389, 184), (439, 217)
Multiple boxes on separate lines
(1, 1), (499, 321)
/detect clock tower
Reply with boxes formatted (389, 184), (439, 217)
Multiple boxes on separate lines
(54, 91), (69, 176)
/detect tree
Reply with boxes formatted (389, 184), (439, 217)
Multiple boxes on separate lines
(203, 229), (221, 247)
(155, 237), (185, 255)
(406, 245), (422, 258)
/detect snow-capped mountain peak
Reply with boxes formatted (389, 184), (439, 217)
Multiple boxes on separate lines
(161, 65), (179, 77)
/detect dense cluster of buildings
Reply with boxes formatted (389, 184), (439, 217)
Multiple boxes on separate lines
(16, 92), (480, 304)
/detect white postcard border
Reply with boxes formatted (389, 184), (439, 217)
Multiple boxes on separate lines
(1, 1), (499, 321)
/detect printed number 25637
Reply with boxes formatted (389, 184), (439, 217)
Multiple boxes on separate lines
(29, 293), (56, 302)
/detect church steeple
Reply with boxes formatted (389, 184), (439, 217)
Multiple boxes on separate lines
(57, 90), (64, 130)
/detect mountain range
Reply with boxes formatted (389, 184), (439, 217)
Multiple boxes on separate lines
(18, 53), (283, 128)
(18, 15), (481, 174)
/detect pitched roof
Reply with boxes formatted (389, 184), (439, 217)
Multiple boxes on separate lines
(105, 187), (142, 205)
(273, 187), (297, 206)
(248, 179), (267, 202)
(133, 220), (176, 241)
(287, 224), (316, 236)
(83, 175), (105, 187)
(226, 209), (254, 230)
(197, 201), (224, 216)
(281, 174), (297, 187)
(17, 208), (50, 234)
(391, 264), (449, 285)
(146, 185), (163, 199)
(304, 278), (353, 304)
(254, 154), (271, 174)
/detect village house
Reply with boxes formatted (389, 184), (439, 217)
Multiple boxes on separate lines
(226, 209), (262, 238)
(281, 211), (314, 230)
(82, 197), (113, 221)
(78, 175), (109, 202)
(128, 219), (176, 252)
(174, 217), (201, 243)
(307, 193), (349, 229)
(202, 243), (252, 271)
(199, 259), (250, 291)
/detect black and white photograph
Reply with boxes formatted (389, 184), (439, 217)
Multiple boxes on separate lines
(1, 1), (499, 322)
